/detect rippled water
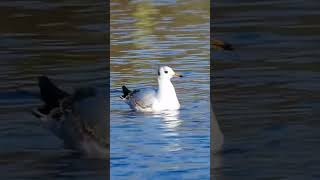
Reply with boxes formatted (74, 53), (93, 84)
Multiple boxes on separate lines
(213, 0), (320, 179)
(111, 0), (210, 179)
(0, 1), (108, 179)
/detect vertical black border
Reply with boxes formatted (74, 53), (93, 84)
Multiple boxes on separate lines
(210, 0), (214, 178)
(106, 0), (110, 178)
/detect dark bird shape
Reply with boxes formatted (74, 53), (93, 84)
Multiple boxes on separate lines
(32, 76), (108, 159)
(212, 39), (234, 51)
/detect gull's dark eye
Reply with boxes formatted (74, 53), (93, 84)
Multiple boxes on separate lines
(164, 71), (168, 74)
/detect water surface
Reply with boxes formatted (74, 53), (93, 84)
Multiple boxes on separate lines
(0, 1), (108, 179)
(111, 0), (210, 179)
(212, 0), (320, 179)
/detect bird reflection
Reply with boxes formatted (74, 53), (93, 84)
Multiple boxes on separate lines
(152, 110), (182, 152)
(152, 110), (181, 130)
(160, 110), (181, 129)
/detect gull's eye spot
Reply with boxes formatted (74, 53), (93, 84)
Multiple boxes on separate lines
(164, 71), (168, 74)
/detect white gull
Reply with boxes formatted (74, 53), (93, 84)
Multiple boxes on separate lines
(120, 66), (183, 112)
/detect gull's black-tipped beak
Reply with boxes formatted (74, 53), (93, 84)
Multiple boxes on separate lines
(212, 39), (234, 51)
(173, 73), (183, 78)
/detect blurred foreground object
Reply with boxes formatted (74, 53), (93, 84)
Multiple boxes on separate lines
(32, 76), (108, 159)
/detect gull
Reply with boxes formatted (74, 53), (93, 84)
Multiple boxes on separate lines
(120, 66), (183, 112)
(32, 76), (108, 159)
(211, 38), (231, 153)
(211, 108), (224, 153)
(211, 108), (224, 170)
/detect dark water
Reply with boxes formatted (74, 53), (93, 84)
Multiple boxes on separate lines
(111, 0), (210, 179)
(0, 1), (108, 179)
(213, 0), (320, 179)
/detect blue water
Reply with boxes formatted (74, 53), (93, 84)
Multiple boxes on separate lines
(111, 0), (210, 179)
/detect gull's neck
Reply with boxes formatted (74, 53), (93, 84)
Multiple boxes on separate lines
(157, 77), (179, 104)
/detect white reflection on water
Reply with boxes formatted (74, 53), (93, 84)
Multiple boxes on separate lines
(153, 110), (183, 152)
(154, 110), (181, 129)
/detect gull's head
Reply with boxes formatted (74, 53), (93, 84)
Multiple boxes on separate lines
(158, 66), (183, 80)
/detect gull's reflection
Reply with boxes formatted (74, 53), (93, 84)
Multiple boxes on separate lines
(152, 110), (182, 152)
(152, 110), (182, 130)
(159, 110), (181, 129)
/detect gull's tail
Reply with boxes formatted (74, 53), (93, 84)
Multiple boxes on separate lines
(34, 76), (69, 115)
(212, 39), (234, 51)
(120, 85), (131, 99)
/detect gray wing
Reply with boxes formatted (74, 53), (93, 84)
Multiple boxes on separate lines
(129, 88), (157, 109)
(72, 88), (108, 147)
